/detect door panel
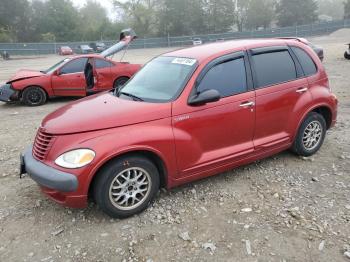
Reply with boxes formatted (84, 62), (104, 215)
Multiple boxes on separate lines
(173, 91), (255, 177)
(249, 47), (312, 150)
(254, 78), (311, 150)
(52, 57), (88, 96)
(93, 58), (113, 91)
(51, 73), (86, 96)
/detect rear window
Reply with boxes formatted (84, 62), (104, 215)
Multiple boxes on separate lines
(198, 58), (247, 97)
(291, 46), (317, 76)
(252, 50), (297, 88)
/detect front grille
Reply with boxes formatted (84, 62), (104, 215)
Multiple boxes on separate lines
(32, 128), (55, 161)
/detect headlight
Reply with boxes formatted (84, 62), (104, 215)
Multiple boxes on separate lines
(55, 149), (95, 169)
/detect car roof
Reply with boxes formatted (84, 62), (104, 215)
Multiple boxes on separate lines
(164, 38), (296, 63)
(70, 54), (104, 59)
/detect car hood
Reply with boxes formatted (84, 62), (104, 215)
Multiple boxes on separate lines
(101, 28), (137, 58)
(7, 69), (45, 83)
(41, 92), (171, 135)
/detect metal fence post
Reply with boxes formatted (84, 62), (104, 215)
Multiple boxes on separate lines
(167, 33), (170, 47)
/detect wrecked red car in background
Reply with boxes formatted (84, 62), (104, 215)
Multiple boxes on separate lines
(0, 29), (141, 106)
(58, 46), (74, 56)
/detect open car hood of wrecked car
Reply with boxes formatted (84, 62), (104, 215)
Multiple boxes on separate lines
(7, 69), (45, 84)
(101, 28), (137, 58)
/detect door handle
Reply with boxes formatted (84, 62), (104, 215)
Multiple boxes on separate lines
(239, 101), (255, 107)
(296, 87), (308, 93)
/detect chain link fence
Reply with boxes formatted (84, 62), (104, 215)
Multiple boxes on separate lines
(1, 19), (349, 56)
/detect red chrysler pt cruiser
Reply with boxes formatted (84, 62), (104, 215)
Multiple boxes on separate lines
(20, 38), (338, 218)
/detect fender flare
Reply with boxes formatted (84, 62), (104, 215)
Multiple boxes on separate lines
(86, 145), (169, 192)
(293, 102), (333, 141)
(20, 85), (48, 100)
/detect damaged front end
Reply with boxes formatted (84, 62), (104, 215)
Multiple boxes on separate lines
(0, 83), (19, 102)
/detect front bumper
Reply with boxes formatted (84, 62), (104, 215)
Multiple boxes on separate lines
(20, 146), (78, 192)
(0, 84), (16, 102)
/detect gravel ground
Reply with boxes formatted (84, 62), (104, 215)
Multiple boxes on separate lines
(0, 36), (349, 262)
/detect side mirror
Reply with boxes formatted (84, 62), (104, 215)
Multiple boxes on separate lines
(54, 70), (60, 76)
(188, 89), (220, 106)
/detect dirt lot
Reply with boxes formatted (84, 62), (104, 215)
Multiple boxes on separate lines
(0, 34), (349, 262)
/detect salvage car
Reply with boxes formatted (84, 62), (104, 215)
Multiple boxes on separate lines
(192, 38), (202, 45)
(345, 43), (350, 60)
(0, 29), (140, 106)
(77, 44), (94, 54)
(89, 42), (107, 53)
(20, 39), (337, 218)
(58, 46), (74, 56)
(279, 37), (324, 61)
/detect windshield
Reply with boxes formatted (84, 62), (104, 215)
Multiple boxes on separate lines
(43, 58), (70, 74)
(118, 56), (197, 102)
(81, 45), (90, 49)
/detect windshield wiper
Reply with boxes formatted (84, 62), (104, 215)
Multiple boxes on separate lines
(118, 91), (144, 101)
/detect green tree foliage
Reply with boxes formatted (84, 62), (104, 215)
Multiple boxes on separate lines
(205, 0), (235, 33)
(158, 0), (208, 36)
(114, 0), (159, 37)
(0, 0), (343, 43)
(79, 0), (112, 41)
(37, 0), (81, 41)
(245, 0), (275, 30)
(0, 0), (32, 42)
(317, 0), (344, 20)
(345, 0), (350, 19)
(276, 0), (318, 26)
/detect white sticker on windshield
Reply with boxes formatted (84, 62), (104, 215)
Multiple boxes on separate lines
(171, 57), (196, 66)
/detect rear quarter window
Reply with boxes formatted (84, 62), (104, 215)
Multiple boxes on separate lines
(95, 59), (113, 69)
(251, 50), (297, 88)
(291, 46), (317, 76)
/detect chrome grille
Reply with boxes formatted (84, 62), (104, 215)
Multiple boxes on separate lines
(32, 128), (55, 161)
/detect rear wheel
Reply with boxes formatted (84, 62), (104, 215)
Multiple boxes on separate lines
(93, 156), (160, 218)
(113, 77), (129, 90)
(291, 112), (326, 157)
(21, 86), (47, 106)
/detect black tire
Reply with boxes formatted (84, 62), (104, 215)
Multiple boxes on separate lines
(93, 156), (160, 218)
(291, 112), (327, 157)
(113, 77), (129, 90)
(345, 51), (350, 60)
(21, 86), (47, 106)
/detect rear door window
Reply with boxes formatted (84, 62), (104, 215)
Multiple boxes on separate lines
(197, 58), (247, 97)
(60, 58), (88, 74)
(291, 46), (317, 76)
(251, 50), (297, 88)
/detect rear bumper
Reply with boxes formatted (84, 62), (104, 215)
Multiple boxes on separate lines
(0, 84), (16, 102)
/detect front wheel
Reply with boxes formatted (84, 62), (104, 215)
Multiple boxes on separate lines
(291, 112), (327, 157)
(93, 156), (160, 218)
(21, 86), (47, 106)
